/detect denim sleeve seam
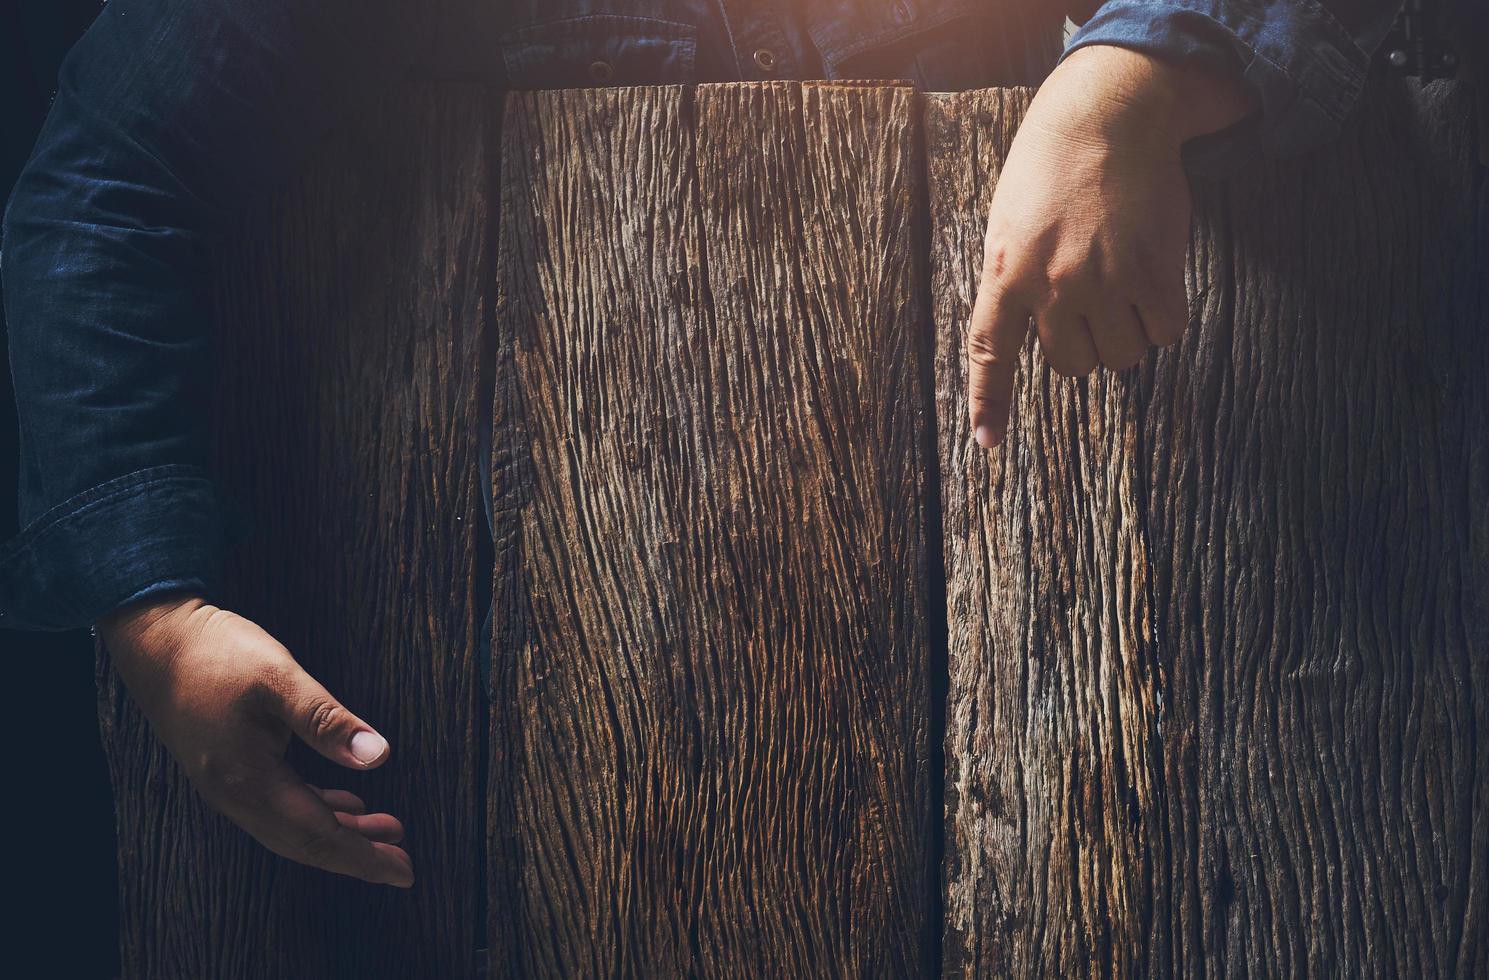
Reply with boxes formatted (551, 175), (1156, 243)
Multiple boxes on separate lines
(102, 577), (217, 623)
(0, 464), (215, 562)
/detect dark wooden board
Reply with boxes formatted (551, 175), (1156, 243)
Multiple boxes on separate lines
(489, 81), (935, 978)
(89, 76), (1486, 977)
(927, 86), (1165, 978)
(96, 87), (492, 979)
(929, 79), (1488, 978)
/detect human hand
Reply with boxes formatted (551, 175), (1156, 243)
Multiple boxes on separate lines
(99, 595), (414, 887)
(967, 44), (1257, 447)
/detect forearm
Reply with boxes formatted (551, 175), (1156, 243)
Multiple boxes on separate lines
(5, 107), (216, 524)
(0, 0), (375, 631)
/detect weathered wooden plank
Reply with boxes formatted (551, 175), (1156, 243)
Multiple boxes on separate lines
(88, 75), (1484, 978)
(927, 87), (1166, 978)
(1144, 79), (1488, 979)
(489, 80), (934, 977)
(97, 87), (491, 979)
(931, 78), (1487, 977)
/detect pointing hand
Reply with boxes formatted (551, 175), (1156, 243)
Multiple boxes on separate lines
(968, 44), (1256, 448)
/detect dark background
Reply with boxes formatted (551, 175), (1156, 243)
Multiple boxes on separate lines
(2, 1), (119, 976)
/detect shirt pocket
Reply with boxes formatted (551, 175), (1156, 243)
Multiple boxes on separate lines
(500, 14), (699, 89)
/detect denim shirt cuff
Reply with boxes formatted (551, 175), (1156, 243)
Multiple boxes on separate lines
(1061, 0), (1372, 178)
(0, 464), (227, 631)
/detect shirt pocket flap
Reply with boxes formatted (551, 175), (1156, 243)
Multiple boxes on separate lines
(501, 15), (698, 88)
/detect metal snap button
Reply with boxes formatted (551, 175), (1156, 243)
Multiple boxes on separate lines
(588, 60), (614, 83)
(753, 48), (777, 73)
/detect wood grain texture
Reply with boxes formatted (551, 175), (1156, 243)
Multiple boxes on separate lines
(96, 87), (491, 979)
(88, 76), (1485, 977)
(931, 79), (1488, 978)
(928, 86), (1165, 978)
(489, 81), (935, 977)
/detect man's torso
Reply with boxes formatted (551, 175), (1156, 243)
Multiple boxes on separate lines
(399, 0), (1067, 91)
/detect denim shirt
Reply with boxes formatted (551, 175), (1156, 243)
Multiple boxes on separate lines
(0, 0), (1402, 631)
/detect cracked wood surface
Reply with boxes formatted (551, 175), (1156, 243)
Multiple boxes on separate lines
(930, 80), (1487, 978)
(96, 88), (490, 979)
(93, 78), (1485, 979)
(488, 81), (935, 977)
(928, 87), (1163, 979)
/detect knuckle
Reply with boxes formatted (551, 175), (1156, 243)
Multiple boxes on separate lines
(306, 697), (347, 739)
(980, 237), (1043, 300)
(979, 238), (1014, 287)
(1042, 261), (1086, 299)
(1044, 257), (1081, 286)
(965, 328), (1007, 369)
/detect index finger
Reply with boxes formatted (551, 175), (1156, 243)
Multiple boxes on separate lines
(966, 268), (1030, 448)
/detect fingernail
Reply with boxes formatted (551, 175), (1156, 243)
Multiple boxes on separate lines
(975, 425), (994, 449)
(350, 731), (388, 765)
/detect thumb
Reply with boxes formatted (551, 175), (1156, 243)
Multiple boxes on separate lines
(269, 662), (390, 770)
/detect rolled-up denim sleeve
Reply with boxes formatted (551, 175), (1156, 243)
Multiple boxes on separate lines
(1062, 1), (1404, 175)
(0, 0), (383, 631)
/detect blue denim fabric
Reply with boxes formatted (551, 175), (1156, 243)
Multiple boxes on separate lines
(1065, 0), (1404, 176)
(1, 0), (1400, 631)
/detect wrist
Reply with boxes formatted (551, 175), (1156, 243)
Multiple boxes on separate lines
(1056, 44), (1257, 148)
(98, 592), (210, 652)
